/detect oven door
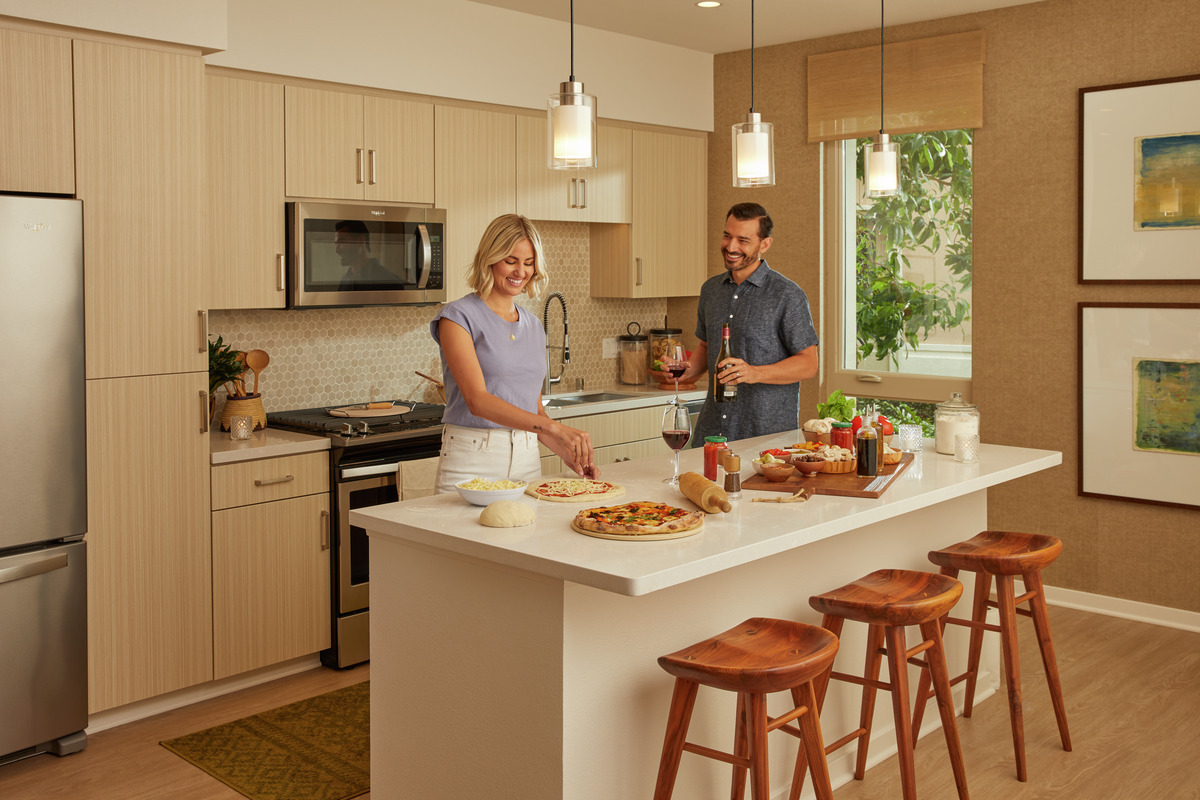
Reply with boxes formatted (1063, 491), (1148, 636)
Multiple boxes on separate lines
(335, 464), (397, 615)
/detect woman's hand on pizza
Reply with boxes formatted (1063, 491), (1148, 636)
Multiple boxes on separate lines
(544, 422), (595, 476)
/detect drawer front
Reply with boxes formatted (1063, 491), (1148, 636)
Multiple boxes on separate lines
(538, 405), (663, 457)
(212, 451), (329, 510)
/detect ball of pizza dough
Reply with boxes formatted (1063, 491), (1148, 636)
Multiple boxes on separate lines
(479, 500), (536, 528)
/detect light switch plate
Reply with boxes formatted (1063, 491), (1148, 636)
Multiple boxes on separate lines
(602, 337), (618, 359)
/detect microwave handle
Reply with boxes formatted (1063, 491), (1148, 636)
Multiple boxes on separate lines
(415, 223), (432, 289)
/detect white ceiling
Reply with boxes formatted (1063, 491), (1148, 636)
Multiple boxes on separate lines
(469, 0), (1043, 54)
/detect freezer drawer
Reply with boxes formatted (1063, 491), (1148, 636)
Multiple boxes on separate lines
(0, 541), (88, 760)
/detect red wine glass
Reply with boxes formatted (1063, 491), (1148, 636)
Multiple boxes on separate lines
(662, 344), (687, 400)
(661, 400), (692, 485)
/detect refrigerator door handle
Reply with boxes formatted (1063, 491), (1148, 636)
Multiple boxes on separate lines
(0, 553), (69, 585)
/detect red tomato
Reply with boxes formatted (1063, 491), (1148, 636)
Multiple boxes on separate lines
(851, 415), (863, 435)
(760, 448), (791, 459)
(878, 416), (894, 436)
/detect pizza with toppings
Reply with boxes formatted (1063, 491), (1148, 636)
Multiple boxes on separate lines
(525, 477), (626, 503)
(571, 501), (705, 540)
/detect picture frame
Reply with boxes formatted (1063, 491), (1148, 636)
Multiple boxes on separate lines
(1079, 303), (1200, 509)
(1079, 74), (1200, 284)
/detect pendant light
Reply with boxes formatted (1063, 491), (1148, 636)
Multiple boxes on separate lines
(865, 0), (900, 197)
(731, 0), (775, 187)
(548, 0), (597, 169)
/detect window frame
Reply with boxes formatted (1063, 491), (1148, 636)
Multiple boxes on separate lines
(821, 138), (973, 405)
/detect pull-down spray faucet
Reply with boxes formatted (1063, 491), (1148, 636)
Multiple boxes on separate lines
(543, 291), (569, 395)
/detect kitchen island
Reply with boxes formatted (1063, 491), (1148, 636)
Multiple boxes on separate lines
(355, 435), (1061, 800)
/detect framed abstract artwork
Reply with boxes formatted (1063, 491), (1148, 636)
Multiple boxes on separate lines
(1079, 303), (1200, 508)
(1079, 74), (1200, 283)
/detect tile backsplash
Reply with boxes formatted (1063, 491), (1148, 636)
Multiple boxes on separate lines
(211, 221), (675, 412)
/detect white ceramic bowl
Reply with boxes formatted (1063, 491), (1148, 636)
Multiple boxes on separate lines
(455, 478), (529, 506)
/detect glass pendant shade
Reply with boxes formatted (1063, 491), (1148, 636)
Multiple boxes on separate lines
(548, 81), (596, 169)
(732, 112), (775, 187)
(866, 133), (900, 197)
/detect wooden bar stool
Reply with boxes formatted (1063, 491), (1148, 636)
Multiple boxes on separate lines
(806, 569), (969, 800)
(652, 617), (840, 800)
(911, 531), (1071, 782)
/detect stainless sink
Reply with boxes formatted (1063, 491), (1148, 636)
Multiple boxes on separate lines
(542, 391), (638, 408)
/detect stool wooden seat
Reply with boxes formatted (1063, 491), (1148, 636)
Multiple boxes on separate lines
(653, 617), (839, 800)
(807, 569), (969, 800)
(912, 531), (1071, 782)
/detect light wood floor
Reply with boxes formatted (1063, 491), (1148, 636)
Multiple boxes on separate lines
(1, 605), (1198, 799)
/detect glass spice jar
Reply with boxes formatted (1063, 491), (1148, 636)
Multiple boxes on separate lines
(723, 452), (742, 499)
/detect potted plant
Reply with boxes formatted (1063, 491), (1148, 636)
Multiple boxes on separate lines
(208, 336), (266, 431)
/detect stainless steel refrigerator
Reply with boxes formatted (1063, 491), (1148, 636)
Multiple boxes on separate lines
(0, 196), (88, 763)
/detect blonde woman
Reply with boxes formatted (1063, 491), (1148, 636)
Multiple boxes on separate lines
(430, 214), (597, 494)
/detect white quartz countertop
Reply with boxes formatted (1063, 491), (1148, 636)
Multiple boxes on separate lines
(209, 427), (330, 465)
(354, 434), (1062, 597)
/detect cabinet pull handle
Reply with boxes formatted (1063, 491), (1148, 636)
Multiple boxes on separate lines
(198, 309), (208, 352)
(199, 391), (209, 434)
(567, 178), (575, 208)
(254, 475), (295, 487)
(276, 253), (285, 292)
(356, 148), (364, 184)
(856, 374), (883, 383)
(320, 510), (330, 550)
(636, 258), (643, 286)
(580, 178), (588, 209)
(368, 149), (377, 185)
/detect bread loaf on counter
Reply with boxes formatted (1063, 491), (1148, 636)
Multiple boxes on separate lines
(679, 471), (732, 513)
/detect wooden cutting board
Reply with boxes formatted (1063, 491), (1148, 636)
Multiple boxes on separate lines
(741, 453), (914, 499)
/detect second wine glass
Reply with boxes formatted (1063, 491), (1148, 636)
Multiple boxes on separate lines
(661, 400), (692, 485)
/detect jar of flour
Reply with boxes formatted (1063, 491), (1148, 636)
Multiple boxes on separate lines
(934, 392), (980, 455)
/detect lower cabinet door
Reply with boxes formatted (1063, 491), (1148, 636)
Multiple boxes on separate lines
(212, 493), (330, 679)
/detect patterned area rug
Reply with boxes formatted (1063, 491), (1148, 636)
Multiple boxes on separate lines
(161, 681), (369, 800)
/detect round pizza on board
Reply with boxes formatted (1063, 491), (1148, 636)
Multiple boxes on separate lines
(525, 477), (626, 503)
(570, 501), (705, 541)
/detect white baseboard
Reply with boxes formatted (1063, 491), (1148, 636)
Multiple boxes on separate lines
(1042, 585), (1200, 634)
(85, 655), (321, 735)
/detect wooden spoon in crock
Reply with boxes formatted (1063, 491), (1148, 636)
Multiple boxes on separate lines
(245, 349), (270, 395)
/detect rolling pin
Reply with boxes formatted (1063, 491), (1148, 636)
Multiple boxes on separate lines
(679, 471), (732, 513)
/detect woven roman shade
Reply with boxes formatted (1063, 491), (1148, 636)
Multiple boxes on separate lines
(807, 30), (986, 142)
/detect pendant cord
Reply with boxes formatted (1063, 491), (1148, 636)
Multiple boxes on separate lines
(569, 0), (576, 82)
(749, 0), (756, 113)
(879, 0), (884, 135)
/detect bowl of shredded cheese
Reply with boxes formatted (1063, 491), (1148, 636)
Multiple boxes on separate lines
(455, 477), (529, 506)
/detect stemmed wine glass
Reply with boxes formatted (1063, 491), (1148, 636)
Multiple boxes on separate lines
(661, 344), (688, 401)
(661, 400), (692, 485)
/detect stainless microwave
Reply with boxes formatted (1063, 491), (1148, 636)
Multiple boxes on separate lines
(286, 201), (447, 307)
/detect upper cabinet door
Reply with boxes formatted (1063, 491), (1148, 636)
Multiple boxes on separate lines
(207, 75), (287, 310)
(0, 28), (74, 195)
(73, 40), (206, 378)
(285, 86), (365, 200)
(516, 118), (630, 224)
(363, 95), (435, 204)
(630, 130), (706, 297)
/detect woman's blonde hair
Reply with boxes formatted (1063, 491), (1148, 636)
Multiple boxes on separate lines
(466, 214), (549, 300)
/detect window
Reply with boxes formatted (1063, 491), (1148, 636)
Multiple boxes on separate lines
(823, 130), (973, 403)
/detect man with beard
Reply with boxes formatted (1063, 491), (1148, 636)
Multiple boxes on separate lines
(335, 220), (401, 290)
(652, 202), (818, 443)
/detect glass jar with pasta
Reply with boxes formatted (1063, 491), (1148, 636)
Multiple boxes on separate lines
(648, 325), (684, 385)
(617, 322), (648, 385)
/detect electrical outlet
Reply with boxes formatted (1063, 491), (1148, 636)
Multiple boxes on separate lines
(602, 337), (619, 359)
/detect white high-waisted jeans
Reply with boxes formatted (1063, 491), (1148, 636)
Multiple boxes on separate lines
(434, 424), (542, 494)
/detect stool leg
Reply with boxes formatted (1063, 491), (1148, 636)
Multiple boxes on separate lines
(731, 693), (749, 800)
(912, 565), (966, 743)
(1023, 570), (1072, 752)
(747, 692), (770, 800)
(795, 680), (835, 800)
(884, 625), (919, 800)
(654, 678), (699, 800)
(962, 570), (992, 717)
(920, 619), (971, 800)
(813, 614), (845, 711)
(854, 623), (887, 781)
(995, 575), (1027, 782)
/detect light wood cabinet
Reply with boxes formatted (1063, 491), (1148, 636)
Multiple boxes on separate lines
(539, 405), (664, 473)
(86, 373), (212, 713)
(284, 85), (434, 204)
(73, 39), (206, 378)
(435, 104), (517, 302)
(212, 494), (330, 680)
(589, 129), (707, 298)
(516, 117), (630, 223)
(0, 27), (74, 194)
(206, 74), (286, 310)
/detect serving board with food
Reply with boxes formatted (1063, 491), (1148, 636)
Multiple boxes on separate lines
(742, 451), (914, 498)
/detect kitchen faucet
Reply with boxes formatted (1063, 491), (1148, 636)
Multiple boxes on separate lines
(543, 291), (569, 395)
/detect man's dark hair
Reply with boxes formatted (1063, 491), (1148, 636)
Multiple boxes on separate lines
(335, 219), (371, 251)
(726, 202), (773, 240)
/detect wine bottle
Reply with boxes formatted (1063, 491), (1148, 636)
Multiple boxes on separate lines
(714, 323), (737, 404)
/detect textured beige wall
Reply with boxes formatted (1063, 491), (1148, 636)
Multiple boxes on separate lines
(706, 0), (1200, 612)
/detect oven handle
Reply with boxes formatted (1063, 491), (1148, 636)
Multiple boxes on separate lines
(341, 462), (400, 480)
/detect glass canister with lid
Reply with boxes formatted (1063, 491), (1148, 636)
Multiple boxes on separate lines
(934, 392), (980, 455)
(648, 324), (684, 379)
(617, 322), (649, 385)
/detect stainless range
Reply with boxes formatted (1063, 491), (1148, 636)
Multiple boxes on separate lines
(266, 400), (444, 669)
